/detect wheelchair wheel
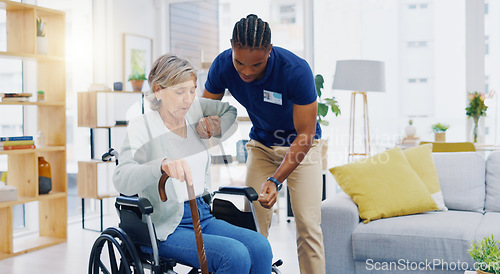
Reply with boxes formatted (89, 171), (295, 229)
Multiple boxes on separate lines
(88, 227), (144, 274)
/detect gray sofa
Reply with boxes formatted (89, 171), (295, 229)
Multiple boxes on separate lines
(321, 151), (500, 273)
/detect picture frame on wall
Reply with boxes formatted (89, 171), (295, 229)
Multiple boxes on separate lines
(123, 33), (153, 92)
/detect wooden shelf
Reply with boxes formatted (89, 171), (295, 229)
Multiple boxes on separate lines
(77, 91), (142, 128)
(0, 146), (65, 155)
(77, 159), (118, 199)
(0, 51), (64, 62)
(0, 191), (66, 208)
(0, 236), (66, 260)
(0, 0), (67, 260)
(0, 101), (65, 106)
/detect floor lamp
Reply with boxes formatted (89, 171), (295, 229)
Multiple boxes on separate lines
(332, 60), (385, 161)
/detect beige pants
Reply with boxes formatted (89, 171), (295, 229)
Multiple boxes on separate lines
(245, 139), (326, 274)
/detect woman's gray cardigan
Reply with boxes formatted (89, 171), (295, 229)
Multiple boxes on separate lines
(113, 97), (237, 240)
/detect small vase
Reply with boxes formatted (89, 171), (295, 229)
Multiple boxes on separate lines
(405, 125), (417, 138)
(37, 36), (48, 55)
(470, 117), (483, 143)
(38, 156), (52, 194)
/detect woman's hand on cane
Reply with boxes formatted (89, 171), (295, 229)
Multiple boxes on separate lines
(161, 158), (193, 186)
(159, 159), (193, 202)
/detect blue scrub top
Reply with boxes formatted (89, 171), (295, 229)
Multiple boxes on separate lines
(205, 46), (321, 147)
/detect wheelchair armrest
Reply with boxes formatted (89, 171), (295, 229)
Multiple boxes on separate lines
(216, 186), (258, 202)
(116, 196), (154, 215)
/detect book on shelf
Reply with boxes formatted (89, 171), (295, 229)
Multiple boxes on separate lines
(1, 97), (30, 102)
(0, 140), (35, 147)
(0, 136), (33, 142)
(1, 93), (33, 102)
(0, 144), (36, 150)
(0, 93), (33, 98)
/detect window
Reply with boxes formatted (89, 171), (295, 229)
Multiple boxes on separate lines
(407, 41), (428, 48)
(485, 35), (489, 55)
(485, 75), (489, 94)
(170, 0), (219, 68)
(280, 4), (296, 24)
(408, 3), (428, 10)
(407, 78), (428, 84)
(218, 0), (304, 57)
(485, 3), (489, 15)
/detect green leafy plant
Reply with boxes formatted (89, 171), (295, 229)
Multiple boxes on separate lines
(36, 17), (45, 37)
(315, 74), (340, 126)
(468, 235), (500, 274)
(431, 122), (449, 133)
(466, 91), (488, 142)
(466, 91), (488, 119)
(128, 72), (147, 81)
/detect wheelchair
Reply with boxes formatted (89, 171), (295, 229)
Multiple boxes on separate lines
(88, 149), (282, 274)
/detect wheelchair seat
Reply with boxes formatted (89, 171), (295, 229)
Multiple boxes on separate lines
(88, 186), (282, 274)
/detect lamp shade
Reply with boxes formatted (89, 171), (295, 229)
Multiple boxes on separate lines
(332, 60), (385, 92)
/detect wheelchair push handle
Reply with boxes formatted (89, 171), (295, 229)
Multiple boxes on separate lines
(215, 186), (259, 202)
(102, 148), (119, 165)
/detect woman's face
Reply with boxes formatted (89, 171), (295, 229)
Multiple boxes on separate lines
(155, 74), (197, 120)
(232, 46), (272, 83)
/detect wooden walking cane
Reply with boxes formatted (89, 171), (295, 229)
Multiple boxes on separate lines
(185, 176), (209, 274)
(158, 172), (209, 274)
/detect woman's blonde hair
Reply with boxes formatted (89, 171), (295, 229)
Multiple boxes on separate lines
(145, 53), (197, 110)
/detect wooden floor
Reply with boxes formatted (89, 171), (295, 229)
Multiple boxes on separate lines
(0, 197), (300, 274)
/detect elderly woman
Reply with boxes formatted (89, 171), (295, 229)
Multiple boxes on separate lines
(114, 53), (273, 273)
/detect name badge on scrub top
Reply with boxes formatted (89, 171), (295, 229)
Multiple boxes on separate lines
(263, 90), (282, 105)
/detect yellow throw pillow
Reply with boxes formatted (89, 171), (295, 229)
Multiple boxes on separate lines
(403, 144), (447, 211)
(330, 147), (438, 223)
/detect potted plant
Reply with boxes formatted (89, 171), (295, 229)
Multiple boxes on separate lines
(431, 122), (449, 142)
(315, 74), (341, 126)
(315, 74), (341, 170)
(36, 17), (48, 55)
(128, 72), (147, 92)
(468, 235), (500, 274)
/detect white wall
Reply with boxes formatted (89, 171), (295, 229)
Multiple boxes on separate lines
(312, 0), (488, 168)
(74, 0), (160, 169)
(433, 0), (467, 142)
(485, 0), (500, 144)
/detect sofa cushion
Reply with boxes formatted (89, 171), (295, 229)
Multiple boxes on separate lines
(485, 151), (500, 212)
(474, 212), (500, 241)
(432, 152), (485, 212)
(404, 144), (447, 211)
(352, 210), (482, 265)
(330, 147), (438, 223)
